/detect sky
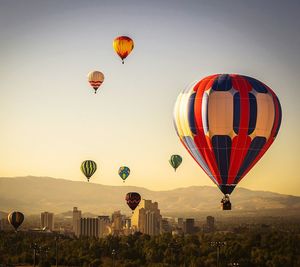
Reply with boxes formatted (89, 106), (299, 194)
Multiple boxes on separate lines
(0, 0), (299, 195)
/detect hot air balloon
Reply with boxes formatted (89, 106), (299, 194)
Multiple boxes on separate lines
(118, 166), (130, 182)
(125, 192), (141, 212)
(173, 74), (282, 210)
(8, 211), (24, 231)
(81, 160), (97, 182)
(113, 36), (134, 64)
(87, 71), (104, 94)
(169, 155), (182, 171)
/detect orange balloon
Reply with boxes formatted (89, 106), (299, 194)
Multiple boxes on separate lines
(113, 36), (134, 64)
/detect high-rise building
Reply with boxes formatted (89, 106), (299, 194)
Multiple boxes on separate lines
(131, 199), (162, 236)
(80, 218), (100, 238)
(111, 211), (123, 234)
(98, 216), (111, 237)
(73, 207), (82, 237)
(177, 218), (184, 229)
(41, 212), (54, 231)
(184, 218), (195, 234)
(160, 218), (172, 234)
(206, 216), (215, 232)
(80, 217), (111, 238)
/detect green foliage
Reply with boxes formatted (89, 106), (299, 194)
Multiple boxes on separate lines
(0, 222), (299, 267)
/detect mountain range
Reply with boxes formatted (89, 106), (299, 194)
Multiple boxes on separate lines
(0, 176), (299, 218)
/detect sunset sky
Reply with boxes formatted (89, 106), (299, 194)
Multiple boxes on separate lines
(0, 0), (299, 195)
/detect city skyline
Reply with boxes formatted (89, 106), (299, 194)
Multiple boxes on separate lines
(1, 0), (300, 196)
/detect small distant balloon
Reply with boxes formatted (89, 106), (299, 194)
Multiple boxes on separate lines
(125, 192), (141, 212)
(113, 36), (134, 64)
(169, 155), (182, 171)
(118, 166), (130, 182)
(87, 71), (104, 94)
(81, 160), (97, 182)
(8, 211), (24, 231)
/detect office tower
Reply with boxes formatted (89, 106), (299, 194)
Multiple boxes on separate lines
(160, 218), (171, 234)
(177, 218), (184, 229)
(80, 218), (100, 238)
(111, 210), (124, 235)
(41, 212), (54, 231)
(206, 216), (215, 232)
(79, 217), (110, 238)
(184, 218), (195, 234)
(131, 199), (162, 236)
(98, 216), (111, 237)
(72, 207), (82, 237)
(112, 211), (123, 231)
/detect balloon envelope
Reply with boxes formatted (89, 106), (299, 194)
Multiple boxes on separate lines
(125, 192), (141, 211)
(8, 211), (24, 231)
(118, 166), (130, 182)
(173, 74), (282, 195)
(169, 155), (182, 171)
(87, 71), (104, 93)
(81, 160), (97, 182)
(113, 36), (134, 64)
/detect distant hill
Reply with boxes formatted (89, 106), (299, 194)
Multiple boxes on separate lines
(0, 176), (299, 217)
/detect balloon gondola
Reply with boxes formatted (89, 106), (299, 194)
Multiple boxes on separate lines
(173, 74), (282, 209)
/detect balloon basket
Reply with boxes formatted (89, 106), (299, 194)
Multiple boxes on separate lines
(221, 195), (232, 210)
(222, 201), (232, 210)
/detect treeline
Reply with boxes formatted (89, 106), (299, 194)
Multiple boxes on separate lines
(0, 225), (299, 267)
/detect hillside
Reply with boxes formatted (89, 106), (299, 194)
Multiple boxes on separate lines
(0, 176), (299, 217)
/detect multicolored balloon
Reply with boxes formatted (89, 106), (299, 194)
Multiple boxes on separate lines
(87, 71), (104, 94)
(113, 36), (134, 64)
(173, 74), (282, 197)
(125, 192), (141, 211)
(8, 211), (24, 231)
(81, 160), (97, 182)
(118, 166), (130, 182)
(169, 155), (182, 171)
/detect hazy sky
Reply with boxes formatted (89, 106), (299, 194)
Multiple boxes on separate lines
(1, 0), (299, 195)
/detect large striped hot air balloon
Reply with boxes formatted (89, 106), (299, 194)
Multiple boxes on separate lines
(81, 160), (97, 182)
(8, 211), (24, 232)
(87, 71), (104, 94)
(113, 36), (134, 64)
(173, 74), (282, 209)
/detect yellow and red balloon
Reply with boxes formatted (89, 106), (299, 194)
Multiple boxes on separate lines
(113, 36), (134, 64)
